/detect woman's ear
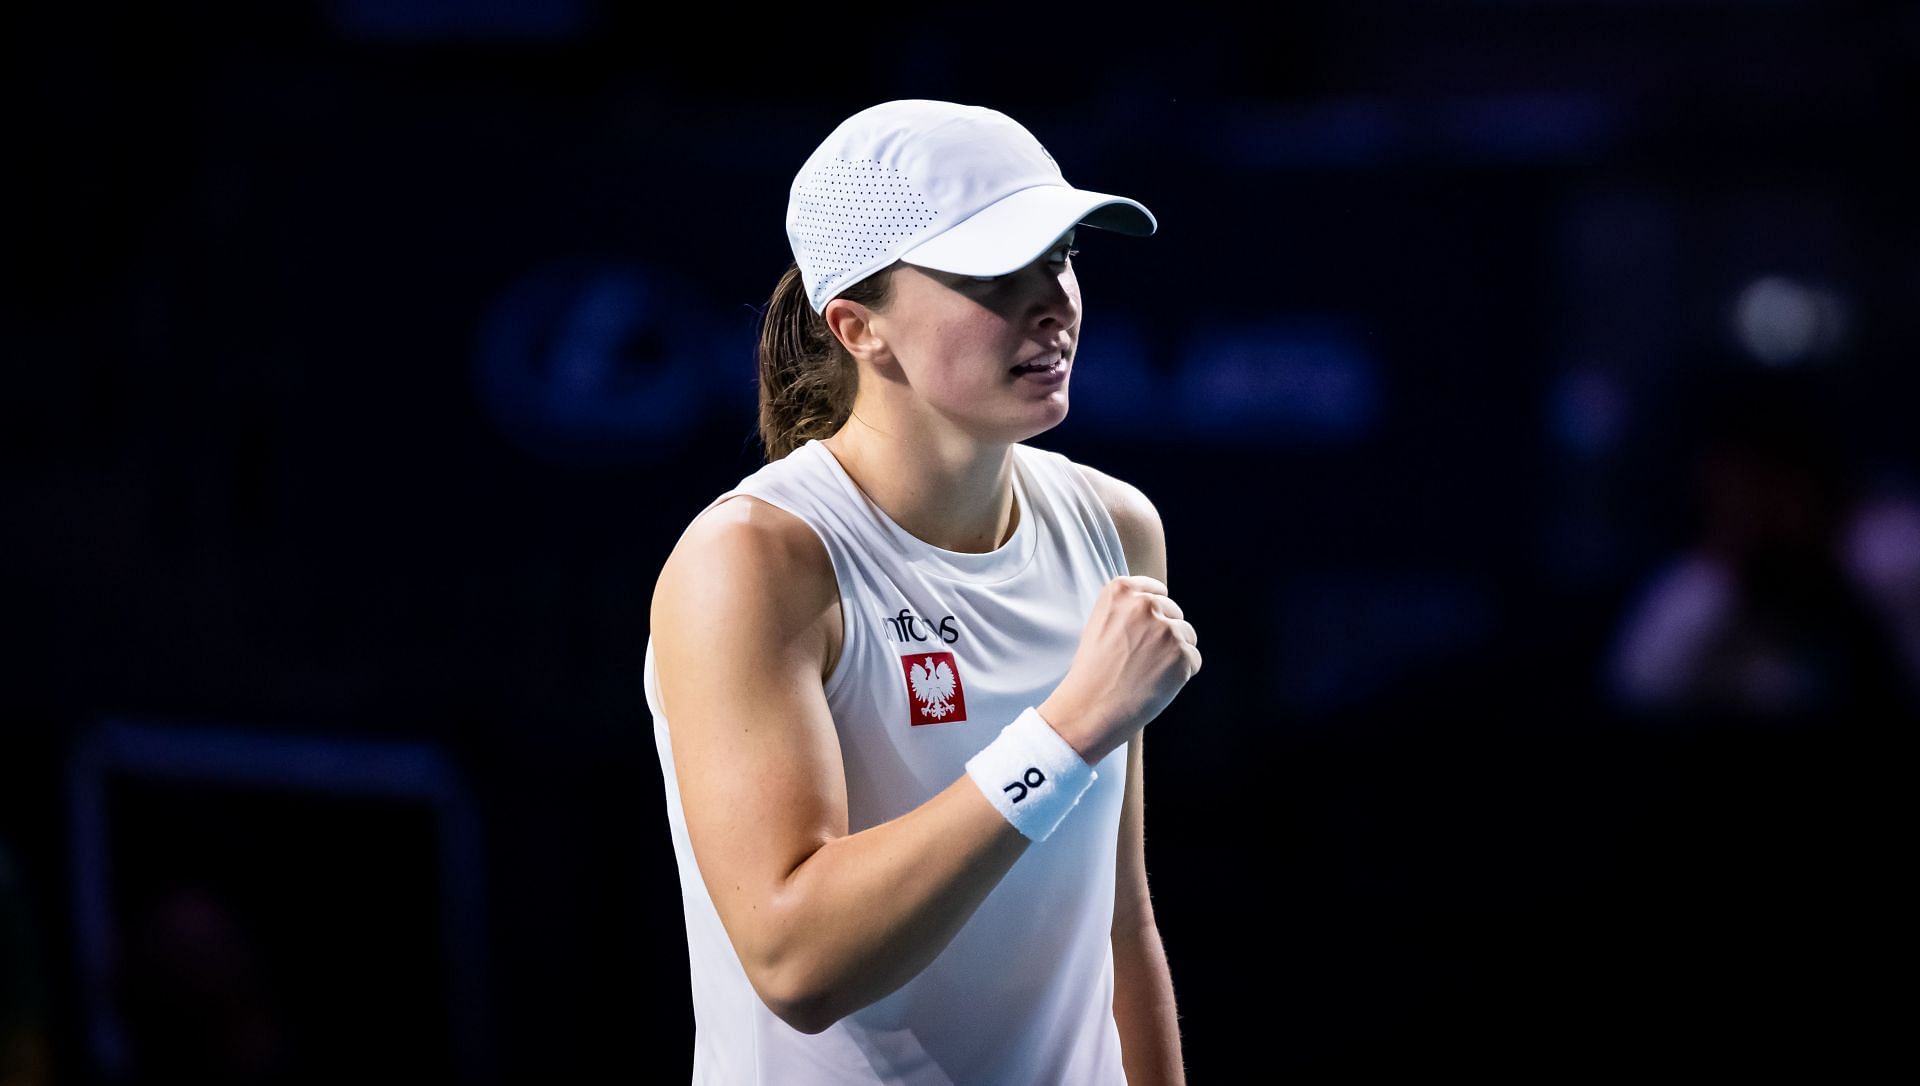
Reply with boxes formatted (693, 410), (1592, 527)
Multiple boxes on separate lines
(824, 298), (889, 365)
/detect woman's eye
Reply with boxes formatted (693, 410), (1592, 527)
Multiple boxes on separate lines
(964, 248), (1077, 284)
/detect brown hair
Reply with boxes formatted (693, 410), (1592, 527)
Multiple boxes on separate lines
(756, 261), (897, 462)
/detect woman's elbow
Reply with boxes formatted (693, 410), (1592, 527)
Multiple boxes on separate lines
(772, 998), (841, 1036)
(750, 962), (842, 1035)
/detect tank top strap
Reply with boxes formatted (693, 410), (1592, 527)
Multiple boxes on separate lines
(1010, 443), (1132, 582)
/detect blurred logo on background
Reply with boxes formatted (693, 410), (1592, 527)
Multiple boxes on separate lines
(474, 258), (754, 465)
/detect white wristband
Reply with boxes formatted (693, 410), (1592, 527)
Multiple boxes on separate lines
(965, 706), (1098, 842)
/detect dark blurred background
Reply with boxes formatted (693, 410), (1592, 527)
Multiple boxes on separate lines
(5, 1), (1918, 1081)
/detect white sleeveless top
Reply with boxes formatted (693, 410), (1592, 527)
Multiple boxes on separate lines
(645, 438), (1134, 1085)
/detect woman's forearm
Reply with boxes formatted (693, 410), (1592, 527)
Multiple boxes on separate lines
(750, 773), (1030, 1033)
(1113, 918), (1185, 1085)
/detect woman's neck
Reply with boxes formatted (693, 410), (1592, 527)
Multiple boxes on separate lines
(821, 421), (1020, 554)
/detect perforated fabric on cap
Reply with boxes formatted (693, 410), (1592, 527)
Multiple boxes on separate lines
(788, 159), (938, 313)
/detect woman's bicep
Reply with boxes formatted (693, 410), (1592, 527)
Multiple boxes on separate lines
(651, 501), (849, 967)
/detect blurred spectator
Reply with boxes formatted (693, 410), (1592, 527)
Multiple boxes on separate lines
(1607, 365), (1920, 725)
(1, 840), (50, 1086)
(1841, 489), (1920, 693)
(1589, 366), (1914, 1073)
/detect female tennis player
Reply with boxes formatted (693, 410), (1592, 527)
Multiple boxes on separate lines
(644, 99), (1199, 1084)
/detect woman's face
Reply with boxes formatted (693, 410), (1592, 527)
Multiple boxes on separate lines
(866, 229), (1082, 443)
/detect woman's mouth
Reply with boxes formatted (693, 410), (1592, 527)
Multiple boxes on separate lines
(1010, 353), (1066, 379)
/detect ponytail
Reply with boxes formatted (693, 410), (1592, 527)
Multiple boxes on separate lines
(756, 261), (896, 462)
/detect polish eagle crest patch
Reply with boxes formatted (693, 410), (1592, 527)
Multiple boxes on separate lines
(901, 651), (967, 726)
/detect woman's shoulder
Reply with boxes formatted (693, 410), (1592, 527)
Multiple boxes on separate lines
(673, 492), (836, 591)
(1015, 443), (1146, 512)
(1051, 455), (1166, 582)
(1063, 460), (1148, 515)
(665, 443), (836, 577)
(651, 491), (843, 682)
(653, 493), (839, 643)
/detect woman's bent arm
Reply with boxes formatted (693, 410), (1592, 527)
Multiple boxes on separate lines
(651, 495), (1033, 1034)
(1076, 462), (1186, 1084)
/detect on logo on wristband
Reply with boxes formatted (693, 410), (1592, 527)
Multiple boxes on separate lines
(1003, 767), (1048, 803)
(965, 707), (1096, 842)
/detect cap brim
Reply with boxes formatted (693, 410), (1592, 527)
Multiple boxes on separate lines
(897, 185), (1157, 279)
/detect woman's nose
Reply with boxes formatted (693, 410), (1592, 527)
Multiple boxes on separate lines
(1021, 263), (1078, 329)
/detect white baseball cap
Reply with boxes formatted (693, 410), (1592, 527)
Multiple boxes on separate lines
(786, 99), (1158, 314)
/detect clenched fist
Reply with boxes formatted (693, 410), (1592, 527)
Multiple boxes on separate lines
(1039, 575), (1200, 765)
